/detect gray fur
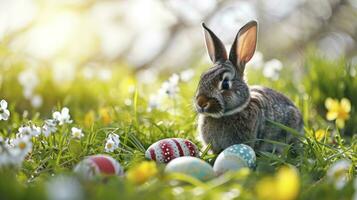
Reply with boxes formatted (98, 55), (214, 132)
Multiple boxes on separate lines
(196, 21), (303, 154)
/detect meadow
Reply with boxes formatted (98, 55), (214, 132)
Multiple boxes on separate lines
(0, 50), (356, 200)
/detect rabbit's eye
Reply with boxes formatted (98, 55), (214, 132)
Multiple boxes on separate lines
(221, 79), (230, 90)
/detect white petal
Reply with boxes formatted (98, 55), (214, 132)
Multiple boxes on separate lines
(62, 107), (69, 115)
(53, 112), (61, 120)
(0, 100), (8, 109)
(1, 110), (10, 120)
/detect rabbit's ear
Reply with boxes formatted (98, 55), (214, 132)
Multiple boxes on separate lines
(202, 23), (227, 63)
(229, 21), (257, 73)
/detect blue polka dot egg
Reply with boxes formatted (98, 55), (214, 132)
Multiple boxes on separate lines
(213, 144), (256, 175)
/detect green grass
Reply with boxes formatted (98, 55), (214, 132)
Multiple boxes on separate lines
(0, 52), (356, 200)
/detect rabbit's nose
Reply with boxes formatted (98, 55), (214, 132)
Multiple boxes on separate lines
(196, 95), (209, 111)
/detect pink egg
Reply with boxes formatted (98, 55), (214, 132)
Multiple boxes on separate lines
(145, 138), (200, 163)
(74, 155), (124, 178)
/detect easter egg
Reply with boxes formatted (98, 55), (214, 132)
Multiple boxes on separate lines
(145, 138), (199, 163)
(74, 155), (124, 178)
(165, 157), (214, 181)
(213, 144), (256, 175)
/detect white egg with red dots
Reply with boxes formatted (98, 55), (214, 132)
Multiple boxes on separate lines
(145, 138), (200, 163)
(213, 144), (256, 175)
(165, 156), (215, 181)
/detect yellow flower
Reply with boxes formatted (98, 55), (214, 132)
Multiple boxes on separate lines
(325, 98), (351, 128)
(84, 110), (95, 127)
(314, 129), (327, 141)
(99, 107), (112, 125)
(127, 161), (158, 184)
(256, 177), (275, 200)
(256, 166), (300, 200)
(275, 166), (300, 200)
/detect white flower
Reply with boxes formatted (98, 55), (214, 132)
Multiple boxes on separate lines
(10, 135), (33, 163)
(104, 139), (117, 153)
(180, 69), (195, 82)
(53, 107), (73, 125)
(30, 125), (41, 137)
(147, 94), (161, 112)
(98, 69), (112, 81)
(108, 133), (120, 146)
(42, 119), (58, 137)
(18, 69), (39, 99)
(263, 59), (283, 80)
(31, 94), (43, 108)
(71, 127), (84, 139)
(17, 125), (41, 137)
(124, 98), (132, 106)
(0, 99), (10, 121)
(23, 87), (33, 99)
(17, 126), (31, 137)
(3, 138), (13, 149)
(159, 73), (180, 98)
(0, 150), (11, 166)
(0, 134), (32, 166)
(327, 159), (352, 189)
(46, 176), (83, 200)
(169, 73), (180, 85)
(147, 73), (182, 111)
(104, 133), (120, 153)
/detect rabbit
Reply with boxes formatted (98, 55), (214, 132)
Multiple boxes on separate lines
(195, 21), (304, 154)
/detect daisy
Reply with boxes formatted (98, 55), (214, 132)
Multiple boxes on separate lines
(104, 139), (117, 153)
(104, 133), (120, 153)
(10, 134), (33, 162)
(0, 99), (10, 121)
(0, 149), (11, 166)
(327, 159), (352, 189)
(53, 107), (73, 125)
(108, 133), (120, 146)
(71, 127), (84, 139)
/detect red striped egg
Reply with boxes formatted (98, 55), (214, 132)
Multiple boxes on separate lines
(74, 155), (124, 178)
(145, 138), (200, 163)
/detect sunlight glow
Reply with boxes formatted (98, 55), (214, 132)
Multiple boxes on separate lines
(10, 3), (97, 63)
